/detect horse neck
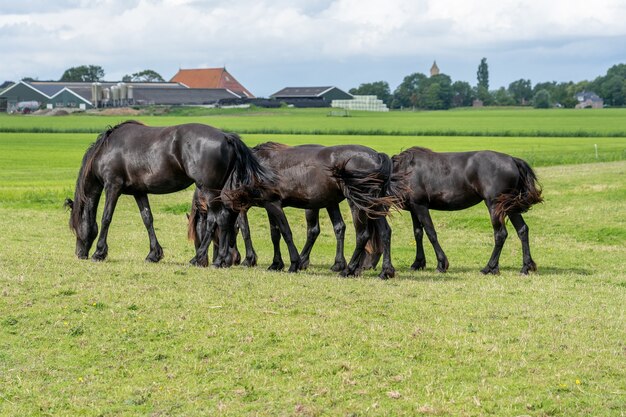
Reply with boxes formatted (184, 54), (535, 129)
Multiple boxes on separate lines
(70, 173), (102, 234)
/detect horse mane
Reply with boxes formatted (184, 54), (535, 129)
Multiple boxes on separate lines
(252, 141), (290, 152)
(391, 146), (434, 166)
(69, 120), (144, 233)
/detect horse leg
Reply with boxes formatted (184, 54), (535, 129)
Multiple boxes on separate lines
(191, 193), (218, 267)
(134, 193), (164, 263)
(341, 207), (371, 277)
(327, 204), (347, 272)
(265, 202), (301, 273)
(238, 210), (257, 267)
(213, 206), (238, 268)
(92, 184), (122, 261)
(374, 217), (395, 279)
(481, 205), (508, 275)
(415, 205), (449, 272)
(267, 210), (284, 271)
(509, 212), (537, 274)
(410, 208), (427, 270)
(298, 209), (321, 270)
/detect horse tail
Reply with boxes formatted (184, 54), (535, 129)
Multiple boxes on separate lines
(494, 157), (544, 222)
(361, 221), (383, 270)
(225, 133), (275, 186)
(222, 133), (277, 211)
(331, 152), (399, 218)
(187, 189), (207, 243)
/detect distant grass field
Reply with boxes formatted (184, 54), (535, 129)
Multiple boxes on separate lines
(2, 107), (626, 137)
(0, 109), (625, 416)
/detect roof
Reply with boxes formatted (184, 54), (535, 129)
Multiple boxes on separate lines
(576, 91), (602, 102)
(170, 68), (254, 98)
(132, 87), (240, 105)
(270, 86), (337, 98)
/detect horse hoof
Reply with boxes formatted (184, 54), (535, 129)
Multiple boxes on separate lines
(145, 252), (163, 263)
(242, 257), (257, 267)
(379, 267), (395, 280)
(411, 260), (426, 271)
(330, 261), (346, 272)
(91, 253), (107, 262)
(299, 258), (310, 270)
(193, 257), (208, 268)
(287, 264), (300, 273)
(481, 265), (499, 275)
(268, 262), (284, 271)
(520, 263), (537, 275)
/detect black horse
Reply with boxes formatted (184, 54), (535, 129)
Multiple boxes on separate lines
(390, 147), (543, 274)
(65, 120), (272, 266)
(192, 142), (401, 278)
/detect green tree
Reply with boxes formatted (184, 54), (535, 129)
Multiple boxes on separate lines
(451, 81), (474, 107)
(418, 74), (452, 110)
(493, 87), (515, 106)
(122, 69), (165, 83)
(508, 79), (532, 105)
(349, 81), (392, 105)
(533, 89), (552, 108)
(391, 73), (427, 109)
(59, 65), (105, 82)
(477, 57), (489, 91)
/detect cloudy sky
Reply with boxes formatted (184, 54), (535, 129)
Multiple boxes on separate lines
(1, 0), (625, 97)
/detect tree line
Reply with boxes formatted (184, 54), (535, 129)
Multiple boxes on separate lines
(16, 60), (626, 110)
(350, 59), (626, 109)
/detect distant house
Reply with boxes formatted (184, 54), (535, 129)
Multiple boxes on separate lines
(270, 86), (352, 107)
(575, 91), (603, 109)
(0, 80), (241, 112)
(170, 67), (254, 98)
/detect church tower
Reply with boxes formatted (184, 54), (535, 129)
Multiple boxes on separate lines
(430, 61), (440, 76)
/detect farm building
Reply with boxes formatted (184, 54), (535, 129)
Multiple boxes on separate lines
(0, 80), (241, 112)
(170, 67), (254, 98)
(270, 86), (352, 107)
(575, 91), (604, 109)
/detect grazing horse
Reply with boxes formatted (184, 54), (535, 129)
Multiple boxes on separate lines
(65, 120), (272, 266)
(217, 142), (401, 278)
(389, 147), (543, 274)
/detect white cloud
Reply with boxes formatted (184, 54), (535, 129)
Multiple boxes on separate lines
(1, 0), (625, 93)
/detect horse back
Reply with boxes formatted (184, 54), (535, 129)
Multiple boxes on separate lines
(254, 144), (344, 208)
(92, 123), (232, 194)
(397, 148), (519, 211)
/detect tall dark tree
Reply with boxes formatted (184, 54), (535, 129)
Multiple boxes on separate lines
(418, 74), (453, 110)
(451, 81), (474, 107)
(493, 87), (515, 106)
(60, 65), (105, 82)
(533, 89), (552, 108)
(122, 69), (165, 83)
(475, 58), (491, 104)
(349, 81), (392, 105)
(508, 79), (532, 105)
(477, 57), (489, 91)
(391, 73), (427, 109)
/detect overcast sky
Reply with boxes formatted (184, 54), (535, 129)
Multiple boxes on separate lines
(1, 0), (625, 97)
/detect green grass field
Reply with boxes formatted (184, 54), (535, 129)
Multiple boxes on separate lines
(0, 109), (625, 416)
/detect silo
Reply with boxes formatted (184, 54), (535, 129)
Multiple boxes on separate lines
(111, 85), (120, 104)
(127, 85), (134, 103)
(91, 82), (102, 107)
(118, 82), (127, 101)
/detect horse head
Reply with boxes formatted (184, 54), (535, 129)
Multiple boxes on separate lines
(65, 196), (98, 259)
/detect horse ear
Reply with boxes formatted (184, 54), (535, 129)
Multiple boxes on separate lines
(64, 198), (74, 210)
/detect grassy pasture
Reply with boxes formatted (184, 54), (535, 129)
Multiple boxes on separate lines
(2, 107), (626, 137)
(0, 110), (625, 416)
